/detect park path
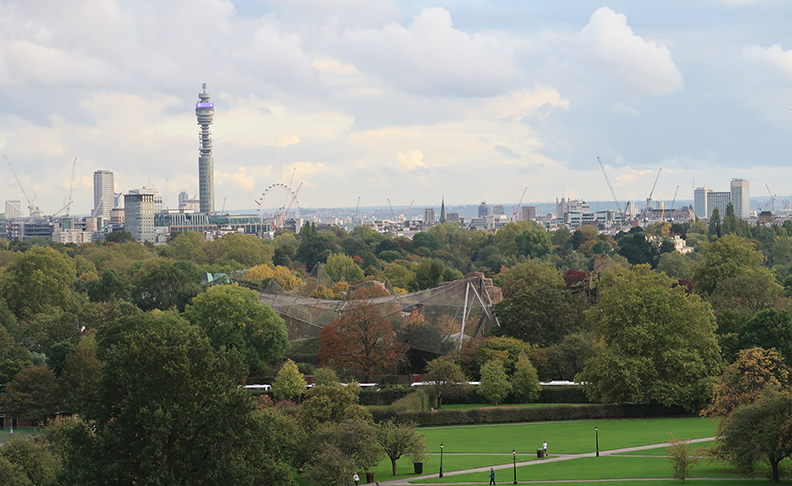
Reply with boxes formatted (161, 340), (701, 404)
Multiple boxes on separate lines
(375, 437), (716, 486)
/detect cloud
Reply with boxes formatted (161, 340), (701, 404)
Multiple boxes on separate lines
(575, 7), (684, 95)
(611, 102), (641, 116)
(743, 44), (792, 79)
(334, 7), (521, 96)
(396, 149), (427, 171)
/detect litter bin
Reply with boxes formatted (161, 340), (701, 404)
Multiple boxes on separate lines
(537, 449), (544, 459)
(366, 472), (374, 483)
(413, 461), (423, 474)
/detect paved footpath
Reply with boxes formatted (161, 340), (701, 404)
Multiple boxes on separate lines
(376, 437), (717, 486)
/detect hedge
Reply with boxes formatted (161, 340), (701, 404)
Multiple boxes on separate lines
(371, 403), (687, 426)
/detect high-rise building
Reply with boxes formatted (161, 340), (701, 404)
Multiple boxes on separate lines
(521, 206), (536, 221)
(707, 191), (731, 219)
(4, 200), (22, 219)
(195, 83), (215, 215)
(730, 178), (750, 219)
(493, 205), (505, 215)
(124, 189), (155, 242)
(93, 170), (114, 221)
(478, 201), (490, 217)
(424, 208), (435, 225)
(694, 187), (712, 219)
(178, 191), (200, 212)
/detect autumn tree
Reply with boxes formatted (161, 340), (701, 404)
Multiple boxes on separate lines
(702, 347), (790, 418)
(318, 301), (407, 381)
(477, 359), (512, 405)
(272, 359), (306, 401)
(578, 265), (722, 410)
(668, 436), (699, 483)
(244, 264), (302, 291)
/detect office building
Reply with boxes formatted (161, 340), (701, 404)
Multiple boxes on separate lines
(424, 208), (435, 225)
(178, 191), (200, 212)
(124, 190), (155, 242)
(707, 191), (731, 219)
(521, 206), (536, 221)
(730, 179), (750, 219)
(493, 205), (505, 215)
(694, 187), (711, 219)
(93, 170), (114, 221)
(4, 200), (22, 219)
(478, 201), (490, 217)
(446, 212), (460, 224)
(196, 83), (215, 215)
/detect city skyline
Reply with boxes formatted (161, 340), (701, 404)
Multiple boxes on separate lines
(2, 1), (792, 214)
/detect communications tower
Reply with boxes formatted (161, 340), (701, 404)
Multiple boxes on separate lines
(195, 83), (215, 215)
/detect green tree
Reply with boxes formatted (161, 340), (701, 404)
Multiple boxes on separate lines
(514, 222), (552, 259)
(297, 381), (370, 427)
(708, 207), (721, 238)
(692, 234), (776, 299)
(656, 251), (692, 280)
(59, 339), (101, 415)
(325, 253), (365, 283)
(0, 247), (76, 320)
(477, 359), (511, 405)
(424, 357), (468, 409)
(739, 310), (792, 365)
(1, 366), (60, 425)
(721, 202), (738, 235)
(86, 269), (132, 303)
(412, 258), (445, 290)
(0, 435), (61, 486)
(130, 263), (200, 312)
(308, 419), (383, 483)
(578, 266), (722, 410)
(104, 230), (135, 243)
(712, 387), (792, 482)
(183, 284), (288, 374)
(511, 351), (541, 402)
(60, 311), (293, 486)
(216, 233), (274, 267)
(161, 232), (210, 264)
(668, 436), (698, 482)
(296, 223), (339, 269)
(377, 419), (427, 475)
(272, 359), (306, 401)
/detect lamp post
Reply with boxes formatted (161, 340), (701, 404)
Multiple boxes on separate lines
(595, 426), (599, 457)
(439, 443), (444, 478)
(513, 449), (517, 484)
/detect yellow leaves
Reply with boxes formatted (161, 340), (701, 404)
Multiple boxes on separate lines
(244, 264), (302, 291)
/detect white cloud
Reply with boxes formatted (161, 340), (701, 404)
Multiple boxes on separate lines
(611, 102), (641, 116)
(396, 149), (427, 171)
(743, 44), (792, 79)
(575, 7), (684, 95)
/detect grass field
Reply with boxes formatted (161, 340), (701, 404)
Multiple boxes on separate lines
(0, 427), (38, 443)
(614, 440), (716, 456)
(438, 403), (584, 410)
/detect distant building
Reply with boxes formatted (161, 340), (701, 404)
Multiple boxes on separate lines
(520, 206), (536, 221)
(439, 198), (446, 224)
(424, 208), (435, 226)
(178, 191), (200, 212)
(730, 178), (750, 219)
(707, 191), (731, 219)
(478, 201), (490, 218)
(446, 212), (460, 224)
(493, 205), (505, 216)
(110, 207), (125, 226)
(124, 190), (155, 242)
(196, 83), (215, 215)
(694, 187), (711, 219)
(4, 200), (22, 219)
(93, 170), (114, 221)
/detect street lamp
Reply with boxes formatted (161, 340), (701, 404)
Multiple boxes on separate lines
(512, 449), (517, 484)
(595, 426), (599, 457)
(439, 443), (444, 478)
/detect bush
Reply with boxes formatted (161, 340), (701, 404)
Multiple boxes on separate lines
(371, 403), (687, 426)
(358, 386), (414, 406)
(538, 386), (589, 403)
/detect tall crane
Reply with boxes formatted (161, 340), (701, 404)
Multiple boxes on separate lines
(646, 168), (662, 208)
(3, 154), (38, 217)
(353, 197), (360, 225)
(512, 187), (528, 221)
(387, 199), (396, 221)
(65, 156), (77, 217)
(596, 157), (625, 218)
(667, 185), (679, 222)
(278, 182), (302, 229)
(766, 184), (777, 213)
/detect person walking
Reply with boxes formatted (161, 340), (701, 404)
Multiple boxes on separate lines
(543, 440), (548, 457)
(489, 467), (496, 485)
(353, 472), (360, 486)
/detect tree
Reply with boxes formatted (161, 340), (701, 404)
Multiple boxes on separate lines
(183, 284), (289, 374)
(104, 230), (135, 244)
(59, 339), (101, 415)
(424, 357), (468, 409)
(130, 263), (200, 312)
(272, 359), (306, 401)
(477, 359), (511, 405)
(511, 351), (541, 402)
(412, 259), (445, 290)
(722, 202), (738, 235)
(60, 312), (292, 486)
(708, 207), (721, 238)
(86, 269), (132, 303)
(656, 251), (692, 280)
(457, 336), (533, 379)
(702, 347), (790, 418)
(318, 301), (407, 381)
(309, 419), (382, 483)
(297, 381), (371, 427)
(578, 265), (722, 410)
(216, 233), (274, 267)
(668, 436), (699, 482)
(0, 247), (76, 320)
(325, 253), (364, 283)
(739, 310), (792, 365)
(0, 435), (61, 486)
(1, 366), (60, 425)
(377, 419), (427, 475)
(693, 234), (766, 296)
(712, 387), (792, 482)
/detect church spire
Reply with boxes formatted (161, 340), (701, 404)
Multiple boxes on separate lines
(439, 196), (446, 224)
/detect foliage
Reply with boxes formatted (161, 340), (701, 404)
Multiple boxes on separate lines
(412, 258), (445, 290)
(244, 264), (302, 291)
(543, 333), (595, 381)
(130, 263), (200, 312)
(61, 311), (293, 486)
(318, 301), (407, 381)
(667, 436), (699, 482)
(578, 265), (722, 410)
(377, 419), (427, 475)
(656, 251), (692, 280)
(297, 381), (371, 427)
(511, 351), (541, 402)
(1, 366), (60, 425)
(183, 284), (289, 373)
(105, 230), (135, 244)
(325, 253), (365, 283)
(59, 339), (101, 415)
(215, 233), (274, 267)
(477, 359), (512, 405)
(272, 359), (306, 401)
(0, 247), (76, 320)
(702, 347), (790, 418)
(693, 234), (766, 296)
(424, 357), (468, 409)
(711, 387), (792, 482)
(310, 419), (383, 479)
(738, 310), (792, 365)
(457, 336), (533, 379)
(86, 268), (131, 303)
(0, 435), (61, 486)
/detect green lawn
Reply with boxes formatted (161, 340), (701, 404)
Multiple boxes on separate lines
(365, 453), (537, 483)
(418, 416), (717, 455)
(0, 427), (38, 443)
(614, 440), (716, 456)
(439, 403), (584, 410)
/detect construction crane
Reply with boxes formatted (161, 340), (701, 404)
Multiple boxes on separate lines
(354, 197), (360, 224)
(596, 157), (625, 218)
(3, 154), (38, 217)
(278, 182), (302, 229)
(387, 199), (396, 221)
(63, 156), (77, 217)
(646, 168), (662, 208)
(667, 185), (679, 222)
(512, 187), (528, 221)
(766, 184), (777, 213)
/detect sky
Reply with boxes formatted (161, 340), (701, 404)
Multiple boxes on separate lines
(2, 0), (792, 216)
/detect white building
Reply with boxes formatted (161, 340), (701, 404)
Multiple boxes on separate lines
(124, 190), (155, 242)
(730, 178), (750, 219)
(93, 170), (115, 221)
(694, 187), (711, 220)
